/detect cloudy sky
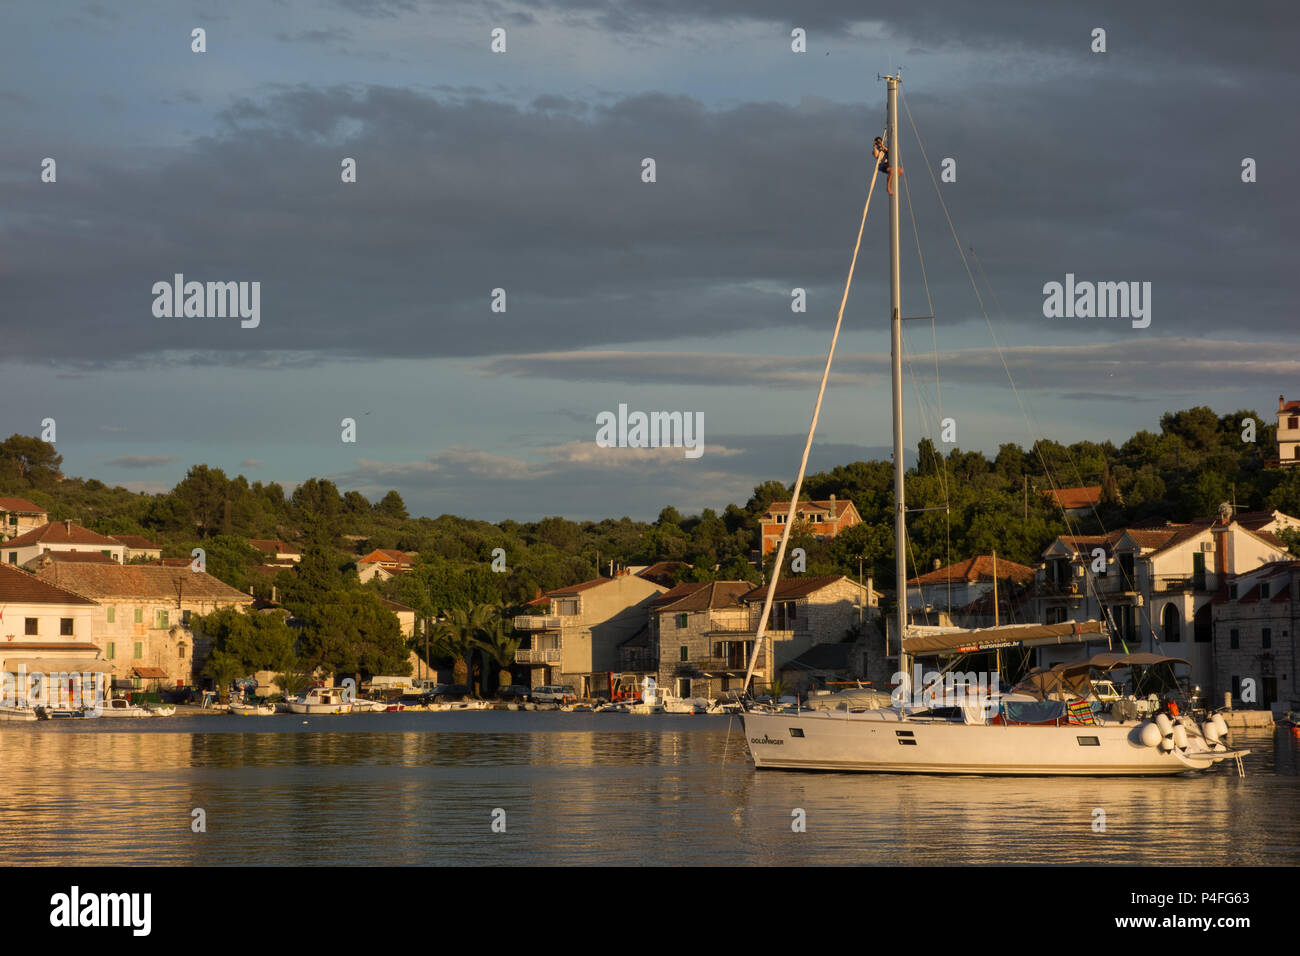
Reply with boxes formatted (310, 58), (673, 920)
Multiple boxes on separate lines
(2, 1), (1297, 520)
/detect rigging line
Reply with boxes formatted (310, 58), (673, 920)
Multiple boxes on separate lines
(902, 159), (954, 610)
(741, 155), (883, 696)
(900, 91), (1117, 635)
(967, 246), (1133, 631)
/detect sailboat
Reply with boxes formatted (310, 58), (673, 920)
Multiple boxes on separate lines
(739, 75), (1248, 776)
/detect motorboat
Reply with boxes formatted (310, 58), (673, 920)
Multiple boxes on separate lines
(99, 698), (154, 718)
(0, 705), (40, 722)
(286, 687), (353, 715)
(229, 699), (276, 716)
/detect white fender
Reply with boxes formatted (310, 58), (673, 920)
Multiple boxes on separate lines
(1155, 713), (1173, 737)
(1202, 719), (1220, 744)
(1211, 714), (1228, 739)
(1171, 724), (1188, 750)
(1138, 721), (1162, 748)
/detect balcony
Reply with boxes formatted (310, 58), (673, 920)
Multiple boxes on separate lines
(513, 615), (563, 630)
(1152, 575), (1211, 593)
(514, 647), (562, 664)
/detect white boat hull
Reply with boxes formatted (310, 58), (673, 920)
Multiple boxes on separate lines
(742, 710), (1247, 776)
(287, 701), (352, 714)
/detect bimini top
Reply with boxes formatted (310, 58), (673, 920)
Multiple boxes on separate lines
(1012, 652), (1190, 700)
(901, 620), (1108, 656)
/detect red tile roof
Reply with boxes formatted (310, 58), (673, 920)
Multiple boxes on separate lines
(547, 577), (616, 597)
(359, 549), (412, 564)
(1044, 486), (1102, 510)
(907, 555), (1035, 587)
(741, 575), (859, 602)
(249, 539), (300, 555)
(653, 581), (750, 613)
(0, 497), (45, 514)
(3, 521), (121, 549)
(0, 564), (98, 605)
(765, 499), (855, 520)
(35, 564), (253, 602)
(27, 551), (116, 564)
(110, 534), (161, 550)
(637, 561), (690, 586)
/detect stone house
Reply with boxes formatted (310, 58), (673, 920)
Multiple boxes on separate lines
(36, 563), (254, 689)
(731, 575), (880, 689)
(1212, 560), (1299, 713)
(650, 581), (754, 699)
(0, 497), (48, 542)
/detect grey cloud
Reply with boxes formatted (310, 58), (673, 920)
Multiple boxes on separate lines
(477, 339), (1300, 396)
(103, 455), (182, 468)
(3, 72), (1295, 368)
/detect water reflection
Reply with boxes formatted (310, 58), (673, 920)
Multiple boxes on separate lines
(0, 715), (1294, 865)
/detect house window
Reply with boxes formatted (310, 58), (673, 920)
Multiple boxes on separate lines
(178, 643), (186, 658)
(1119, 554), (1135, 582)
(1262, 628), (1272, 649)
(7, 552), (15, 564)
(24, 617), (38, 635)
(107, 642), (115, 660)
(134, 608), (143, 624)
(1259, 582), (1271, 600)
(101, 550), (111, 558)
(60, 618), (73, 636)
(1229, 628), (1239, 649)
(676, 613), (688, 629)
(1228, 583), (1238, 600)
(106, 607), (115, 623)
(1046, 607), (1066, 624)
(182, 610), (191, 626)
(154, 610), (169, 628)
(679, 645), (689, 662)
(1231, 675), (1241, 700)
(1290, 416), (1299, 429)
(133, 642), (143, 659)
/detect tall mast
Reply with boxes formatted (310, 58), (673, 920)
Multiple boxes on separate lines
(887, 75), (908, 684)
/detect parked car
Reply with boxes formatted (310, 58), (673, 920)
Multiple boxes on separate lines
(496, 685), (531, 702)
(431, 683), (470, 703)
(531, 685), (577, 704)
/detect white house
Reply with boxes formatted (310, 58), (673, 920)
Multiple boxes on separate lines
(3, 521), (126, 567)
(1035, 509), (1295, 680)
(0, 563), (110, 703)
(1278, 395), (1300, 466)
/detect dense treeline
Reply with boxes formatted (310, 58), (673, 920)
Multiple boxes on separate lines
(4, 406), (1300, 618)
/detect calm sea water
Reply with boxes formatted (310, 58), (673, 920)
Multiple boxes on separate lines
(1, 712), (1295, 866)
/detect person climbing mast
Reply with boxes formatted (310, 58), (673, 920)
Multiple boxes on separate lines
(873, 135), (902, 196)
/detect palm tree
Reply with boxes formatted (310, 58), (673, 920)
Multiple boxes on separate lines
(433, 605), (495, 696)
(475, 604), (522, 695)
